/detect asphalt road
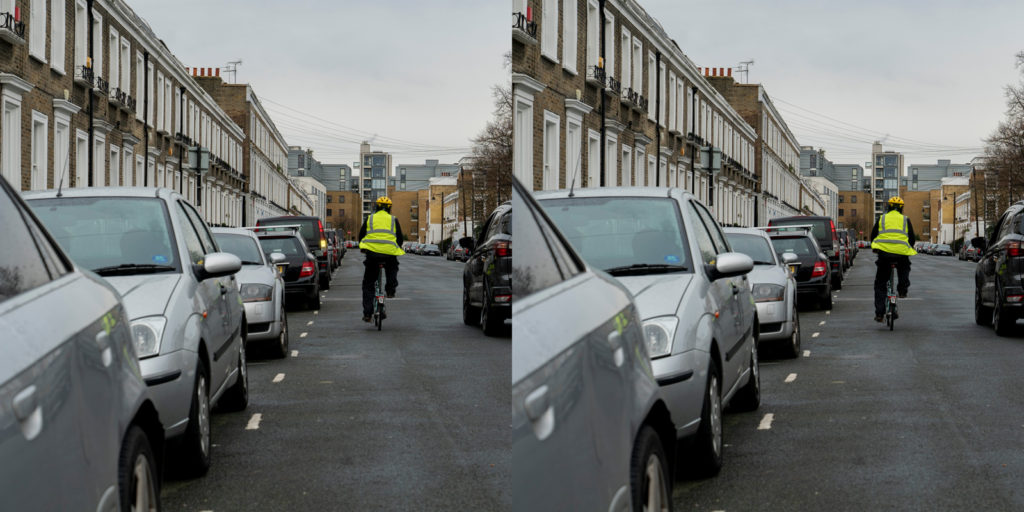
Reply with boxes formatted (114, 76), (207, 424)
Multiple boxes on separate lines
(673, 252), (1024, 510)
(161, 253), (510, 511)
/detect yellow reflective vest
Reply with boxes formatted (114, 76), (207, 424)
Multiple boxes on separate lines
(871, 210), (917, 256)
(359, 211), (406, 256)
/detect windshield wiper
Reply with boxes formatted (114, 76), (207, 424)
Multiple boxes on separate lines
(604, 263), (688, 276)
(240, 261), (264, 265)
(752, 260), (776, 265)
(92, 263), (176, 276)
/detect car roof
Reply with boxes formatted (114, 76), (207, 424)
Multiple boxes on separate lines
(211, 227), (257, 238)
(22, 186), (178, 201)
(723, 227), (768, 237)
(533, 186), (691, 201)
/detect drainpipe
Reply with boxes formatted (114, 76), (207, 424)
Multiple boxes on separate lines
(178, 86), (185, 195)
(655, 51), (661, 186)
(689, 86), (697, 193)
(142, 51), (149, 186)
(598, 0), (606, 187)
(87, 0), (94, 186)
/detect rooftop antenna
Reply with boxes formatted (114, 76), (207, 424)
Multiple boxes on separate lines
(735, 59), (754, 83)
(55, 143), (71, 198)
(567, 144), (583, 197)
(223, 59), (242, 83)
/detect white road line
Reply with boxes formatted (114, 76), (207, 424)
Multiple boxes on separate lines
(291, 350), (298, 357)
(825, 311), (831, 315)
(803, 350), (811, 357)
(758, 413), (774, 430)
(245, 413), (262, 430)
(818, 321), (826, 326)
(300, 332), (308, 338)
(313, 311), (319, 315)
(812, 332), (820, 338)
(306, 320), (313, 326)
(784, 373), (797, 383)
(272, 373), (285, 383)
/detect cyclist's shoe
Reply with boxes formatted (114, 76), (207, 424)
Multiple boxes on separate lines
(362, 315), (371, 323)
(874, 315), (884, 323)
(898, 292), (908, 298)
(386, 292), (395, 299)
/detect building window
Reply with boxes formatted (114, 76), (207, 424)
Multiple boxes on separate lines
(839, 208), (845, 217)
(1, 97), (21, 187)
(851, 195), (857, 203)
(659, 62), (666, 124)
(604, 134), (617, 187)
(562, 0), (577, 73)
(123, 147), (133, 186)
(135, 52), (144, 121)
(109, 146), (120, 186)
(327, 196), (332, 203)
(542, 110), (560, 190)
(29, 0), (46, 61)
(586, 0), (598, 70)
(109, 28), (120, 92)
(648, 52), (656, 120)
(92, 13), (102, 79)
(851, 209), (857, 216)
(622, 146), (632, 187)
(51, 0), (65, 73)
(30, 111), (48, 190)
(327, 208), (332, 216)
(620, 27), (631, 91)
(53, 116), (71, 189)
(587, 129), (600, 188)
(633, 37), (642, 97)
(120, 38), (130, 92)
(512, 94), (534, 188)
(839, 195), (844, 203)
(92, 134), (105, 187)
(635, 147), (646, 187)
(603, 13), (614, 80)
(541, 0), (557, 61)
(668, 72), (676, 130)
(566, 114), (583, 190)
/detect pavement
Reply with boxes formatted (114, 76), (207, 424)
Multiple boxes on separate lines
(673, 252), (1024, 510)
(161, 253), (510, 511)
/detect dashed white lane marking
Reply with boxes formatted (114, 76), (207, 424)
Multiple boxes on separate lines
(313, 311), (319, 315)
(819, 320), (826, 326)
(803, 350), (811, 357)
(291, 350), (298, 357)
(306, 320), (314, 326)
(812, 332), (820, 338)
(784, 373), (797, 383)
(825, 311), (831, 315)
(245, 413), (262, 430)
(300, 332), (308, 338)
(758, 413), (774, 430)
(272, 373), (285, 383)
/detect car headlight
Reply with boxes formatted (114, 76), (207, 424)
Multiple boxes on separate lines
(130, 316), (166, 359)
(642, 317), (678, 359)
(752, 283), (785, 303)
(240, 283), (273, 303)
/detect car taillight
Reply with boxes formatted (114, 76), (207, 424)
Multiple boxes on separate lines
(495, 241), (510, 257)
(299, 261), (315, 278)
(1009, 241), (1022, 257)
(811, 261), (827, 278)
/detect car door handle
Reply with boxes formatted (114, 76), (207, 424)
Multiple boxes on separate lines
(524, 385), (555, 441)
(12, 385), (43, 441)
(607, 331), (625, 367)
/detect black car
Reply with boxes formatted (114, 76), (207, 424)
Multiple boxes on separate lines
(974, 202), (1024, 335)
(933, 243), (953, 256)
(421, 244), (441, 256)
(769, 215), (844, 290)
(461, 201), (512, 336)
(257, 230), (321, 310)
(769, 229), (832, 310)
(257, 216), (331, 290)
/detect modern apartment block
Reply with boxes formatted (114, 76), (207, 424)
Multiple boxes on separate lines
(835, 164), (867, 192)
(0, 0), (256, 226)
(325, 190), (361, 238)
(905, 159), (973, 192)
(512, 0), (762, 227)
(393, 159), (460, 191)
(357, 141), (391, 218)
(323, 163), (353, 191)
(870, 142), (904, 216)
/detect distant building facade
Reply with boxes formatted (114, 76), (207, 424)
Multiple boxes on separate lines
(394, 159), (460, 191)
(905, 159), (973, 192)
(870, 142), (904, 217)
(357, 141), (391, 218)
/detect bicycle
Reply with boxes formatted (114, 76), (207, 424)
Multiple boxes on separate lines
(372, 263), (386, 331)
(884, 263), (898, 331)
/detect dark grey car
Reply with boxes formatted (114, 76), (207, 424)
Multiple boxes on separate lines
(1, 176), (163, 511)
(974, 201), (1024, 335)
(512, 178), (675, 512)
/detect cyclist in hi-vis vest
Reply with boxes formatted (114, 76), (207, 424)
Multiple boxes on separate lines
(870, 196), (917, 322)
(358, 196), (405, 322)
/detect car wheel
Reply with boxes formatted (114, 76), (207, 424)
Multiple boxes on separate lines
(783, 308), (801, 359)
(271, 306), (289, 359)
(975, 287), (992, 326)
(691, 358), (723, 477)
(630, 426), (672, 512)
(308, 290), (321, 311)
(321, 274), (331, 291)
(994, 286), (1017, 336)
(832, 274), (843, 291)
(180, 357), (212, 477)
(463, 287), (481, 327)
(819, 290), (833, 311)
(220, 339), (249, 412)
(481, 286), (504, 336)
(731, 341), (760, 412)
(118, 425), (160, 512)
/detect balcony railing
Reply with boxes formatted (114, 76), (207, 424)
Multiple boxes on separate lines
(94, 76), (110, 96)
(621, 87), (649, 112)
(74, 65), (94, 87)
(586, 65), (606, 87)
(110, 87), (137, 112)
(0, 11), (24, 44)
(606, 75), (621, 96)
(512, 11), (537, 44)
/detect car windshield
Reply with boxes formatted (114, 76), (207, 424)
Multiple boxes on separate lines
(726, 233), (776, 265)
(28, 196), (179, 274)
(937, 244), (951, 250)
(258, 236), (306, 257)
(771, 236), (817, 258)
(425, 244), (439, 250)
(772, 219), (827, 241)
(540, 196), (691, 274)
(259, 218), (315, 241)
(215, 233), (265, 265)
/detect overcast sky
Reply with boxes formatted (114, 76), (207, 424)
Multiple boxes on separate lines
(641, 0), (1024, 171)
(130, 0), (508, 173)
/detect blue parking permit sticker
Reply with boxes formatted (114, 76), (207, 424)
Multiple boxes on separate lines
(664, 255), (680, 264)
(152, 255), (168, 264)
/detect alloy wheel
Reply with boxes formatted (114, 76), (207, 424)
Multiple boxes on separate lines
(197, 374), (210, 457)
(709, 374), (722, 457)
(131, 452), (158, 512)
(643, 453), (670, 512)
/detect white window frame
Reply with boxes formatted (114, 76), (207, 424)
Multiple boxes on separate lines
(51, 0), (66, 73)
(648, 154), (656, 188)
(620, 27), (631, 91)
(53, 115), (71, 190)
(135, 154), (143, 187)
(123, 147), (133, 186)
(635, 146), (646, 187)
(92, 13), (103, 79)
(587, 129), (600, 188)
(586, 0), (598, 70)
(540, 0), (558, 62)
(562, 0), (577, 74)
(512, 92), (534, 189)
(92, 133), (105, 187)
(659, 156), (667, 189)
(1, 95), (21, 187)
(29, 0), (46, 62)
(542, 110), (560, 190)
(156, 71), (164, 132)
(647, 51), (656, 120)
(604, 134), (617, 187)
(30, 111), (48, 190)
(147, 62), (154, 125)
(108, 28), (119, 94)
(74, 0), (86, 69)
(75, 129), (88, 187)
(659, 62), (666, 125)
(621, 145), (631, 187)
(603, 13), (614, 80)
(135, 52), (144, 120)
(165, 79), (173, 133)
(109, 146), (120, 186)
(120, 38), (130, 92)
(566, 113), (583, 191)
(676, 80), (684, 133)
(668, 71), (676, 132)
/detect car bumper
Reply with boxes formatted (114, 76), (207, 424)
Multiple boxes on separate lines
(796, 280), (829, 298)
(652, 349), (708, 439)
(140, 348), (197, 439)
(243, 300), (282, 341)
(755, 300), (794, 341)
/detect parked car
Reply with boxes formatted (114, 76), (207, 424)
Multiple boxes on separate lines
(933, 243), (953, 256)
(256, 228), (321, 310)
(1, 177), (165, 511)
(511, 177), (675, 511)
(213, 227), (290, 358)
(837, 230), (853, 269)
(26, 187), (248, 477)
(848, 229), (860, 259)
(967, 244), (981, 261)
(257, 216), (331, 291)
(974, 202), (1024, 335)
(769, 216), (844, 290)
(537, 186), (758, 477)
(725, 227), (801, 358)
(453, 243), (469, 262)
(461, 201), (512, 336)
(768, 226), (833, 310)
(421, 243), (441, 256)
(325, 231), (340, 270)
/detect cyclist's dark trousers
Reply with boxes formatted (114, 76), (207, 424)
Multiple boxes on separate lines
(874, 252), (910, 316)
(362, 252), (399, 316)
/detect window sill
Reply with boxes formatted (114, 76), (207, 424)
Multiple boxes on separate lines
(540, 51), (559, 65)
(28, 51), (47, 64)
(562, 65), (577, 77)
(50, 66), (66, 77)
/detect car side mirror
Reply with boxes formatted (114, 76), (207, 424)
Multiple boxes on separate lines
(459, 236), (475, 253)
(782, 252), (799, 265)
(708, 252), (754, 281)
(197, 252), (242, 281)
(971, 236), (986, 252)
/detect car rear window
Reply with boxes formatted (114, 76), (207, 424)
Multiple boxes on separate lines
(215, 233), (265, 265)
(259, 218), (316, 242)
(725, 233), (776, 265)
(770, 236), (817, 257)
(258, 236), (305, 257)
(771, 218), (828, 243)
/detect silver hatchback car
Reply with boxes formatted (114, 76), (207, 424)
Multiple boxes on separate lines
(537, 187), (758, 477)
(26, 187), (248, 477)
(1, 177), (163, 511)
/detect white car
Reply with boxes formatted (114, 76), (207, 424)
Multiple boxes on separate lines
(724, 227), (801, 358)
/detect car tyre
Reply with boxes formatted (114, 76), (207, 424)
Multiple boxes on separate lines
(118, 425), (161, 512)
(481, 285), (504, 336)
(321, 274), (331, 291)
(832, 273), (843, 291)
(271, 306), (289, 359)
(630, 426), (672, 512)
(819, 290), (833, 311)
(308, 289), (321, 311)
(463, 287), (481, 327)
(783, 307), (801, 359)
(690, 358), (723, 477)
(180, 357), (212, 477)
(993, 287), (1017, 337)
(975, 287), (992, 326)
(220, 338), (249, 412)
(731, 340), (760, 412)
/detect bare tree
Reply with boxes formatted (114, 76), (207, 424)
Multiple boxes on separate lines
(982, 52), (1024, 230)
(468, 82), (512, 234)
